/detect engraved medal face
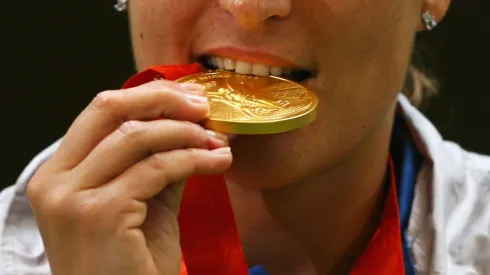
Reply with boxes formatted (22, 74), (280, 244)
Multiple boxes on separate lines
(176, 71), (318, 134)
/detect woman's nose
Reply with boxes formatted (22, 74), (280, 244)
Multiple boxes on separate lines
(219, 0), (292, 30)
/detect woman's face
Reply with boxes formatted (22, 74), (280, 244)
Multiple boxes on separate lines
(128, 0), (424, 188)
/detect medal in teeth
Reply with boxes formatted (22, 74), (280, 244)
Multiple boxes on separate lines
(176, 68), (318, 135)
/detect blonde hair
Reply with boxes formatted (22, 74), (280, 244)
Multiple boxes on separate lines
(402, 36), (439, 106)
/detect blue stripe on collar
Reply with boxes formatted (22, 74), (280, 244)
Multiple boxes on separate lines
(390, 115), (424, 275)
(249, 265), (269, 275)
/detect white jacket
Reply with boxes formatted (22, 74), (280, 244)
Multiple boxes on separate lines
(0, 95), (489, 275)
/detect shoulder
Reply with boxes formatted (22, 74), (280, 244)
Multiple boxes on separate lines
(398, 95), (490, 274)
(436, 142), (490, 274)
(461, 147), (490, 181)
(437, 140), (490, 188)
(0, 139), (61, 275)
(439, 141), (490, 213)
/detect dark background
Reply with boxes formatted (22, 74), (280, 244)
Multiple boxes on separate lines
(1, 0), (489, 187)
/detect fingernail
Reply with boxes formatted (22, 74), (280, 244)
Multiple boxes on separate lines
(212, 147), (231, 155)
(185, 93), (208, 104)
(180, 83), (206, 94)
(206, 130), (228, 144)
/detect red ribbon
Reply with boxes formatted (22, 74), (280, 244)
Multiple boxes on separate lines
(122, 64), (405, 275)
(122, 64), (249, 275)
(349, 157), (405, 275)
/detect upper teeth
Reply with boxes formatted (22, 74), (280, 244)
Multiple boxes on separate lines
(209, 56), (292, 77)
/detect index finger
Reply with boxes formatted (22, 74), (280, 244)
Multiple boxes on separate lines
(50, 80), (209, 170)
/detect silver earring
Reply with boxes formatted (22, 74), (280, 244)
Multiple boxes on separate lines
(422, 11), (437, 31)
(114, 0), (127, 11)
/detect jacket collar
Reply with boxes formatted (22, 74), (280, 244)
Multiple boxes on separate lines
(397, 94), (465, 274)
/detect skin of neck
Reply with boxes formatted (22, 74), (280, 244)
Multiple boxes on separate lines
(226, 106), (396, 275)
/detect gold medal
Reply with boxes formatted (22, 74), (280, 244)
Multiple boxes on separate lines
(176, 70), (318, 135)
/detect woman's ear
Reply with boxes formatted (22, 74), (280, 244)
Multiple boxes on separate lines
(417, 0), (451, 31)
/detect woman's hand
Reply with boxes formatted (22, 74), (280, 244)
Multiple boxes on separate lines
(27, 80), (232, 275)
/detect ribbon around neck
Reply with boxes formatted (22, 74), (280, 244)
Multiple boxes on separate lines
(122, 63), (249, 275)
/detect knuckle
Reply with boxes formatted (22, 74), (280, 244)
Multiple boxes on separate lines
(148, 153), (168, 171)
(26, 174), (45, 204)
(89, 90), (120, 111)
(147, 150), (198, 183)
(26, 164), (56, 204)
(71, 192), (106, 222)
(118, 120), (146, 138)
(152, 80), (183, 94)
(150, 81), (175, 96)
(30, 185), (73, 220)
(42, 190), (71, 217)
(152, 79), (175, 88)
(181, 121), (206, 140)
